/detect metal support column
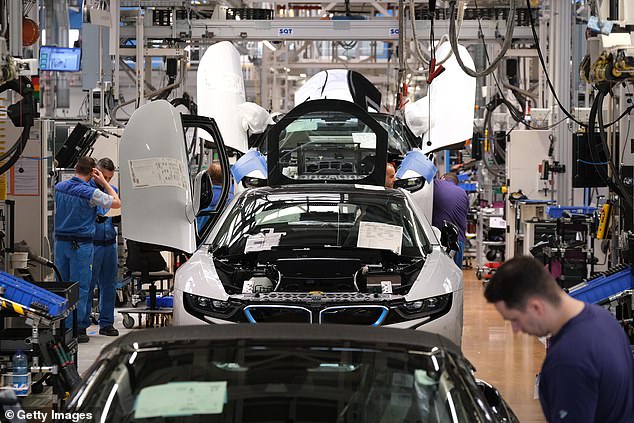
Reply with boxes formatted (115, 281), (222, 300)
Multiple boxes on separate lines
(551, 0), (573, 205)
(7, 0), (23, 57)
(111, 0), (121, 101)
(136, 11), (145, 108)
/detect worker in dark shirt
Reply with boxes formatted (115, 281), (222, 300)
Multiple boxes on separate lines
(484, 256), (634, 423)
(432, 172), (468, 267)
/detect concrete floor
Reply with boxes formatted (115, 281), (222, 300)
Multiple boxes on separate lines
(76, 313), (133, 375)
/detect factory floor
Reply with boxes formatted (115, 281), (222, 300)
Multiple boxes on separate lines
(76, 269), (546, 422)
(462, 269), (546, 422)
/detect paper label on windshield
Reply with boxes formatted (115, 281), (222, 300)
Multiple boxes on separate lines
(352, 132), (376, 149)
(244, 232), (283, 253)
(134, 381), (227, 418)
(128, 157), (188, 190)
(357, 221), (403, 254)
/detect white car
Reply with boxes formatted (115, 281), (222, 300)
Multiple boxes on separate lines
(119, 98), (464, 346)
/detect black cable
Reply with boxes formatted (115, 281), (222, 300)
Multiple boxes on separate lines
(605, 104), (634, 128)
(587, 88), (634, 208)
(0, 77), (35, 176)
(619, 113), (631, 163)
(471, 1), (566, 132)
(596, 92), (633, 207)
(448, 0), (516, 78)
(526, 0), (586, 127)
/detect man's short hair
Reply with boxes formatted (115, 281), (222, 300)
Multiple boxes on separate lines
(207, 162), (223, 184)
(97, 157), (115, 172)
(484, 256), (562, 310)
(75, 156), (96, 176)
(442, 172), (459, 184)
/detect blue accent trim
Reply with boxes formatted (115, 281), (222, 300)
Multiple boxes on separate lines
(243, 307), (257, 324)
(372, 307), (389, 326)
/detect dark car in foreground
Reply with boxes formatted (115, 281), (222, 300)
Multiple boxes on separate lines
(66, 324), (517, 422)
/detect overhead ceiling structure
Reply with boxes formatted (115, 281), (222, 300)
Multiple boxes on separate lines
(114, 1), (538, 111)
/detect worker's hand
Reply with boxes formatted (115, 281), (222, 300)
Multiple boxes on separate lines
(92, 168), (107, 188)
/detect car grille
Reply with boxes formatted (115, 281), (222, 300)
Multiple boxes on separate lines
(243, 305), (312, 323)
(242, 304), (389, 326)
(320, 305), (389, 326)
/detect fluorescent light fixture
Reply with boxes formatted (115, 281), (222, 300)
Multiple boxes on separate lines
(299, 73), (307, 78)
(262, 40), (277, 51)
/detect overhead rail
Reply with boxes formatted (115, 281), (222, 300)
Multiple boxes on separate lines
(119, 18), (534, 41)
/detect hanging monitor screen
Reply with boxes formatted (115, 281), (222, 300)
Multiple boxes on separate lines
(39, 46), (81, 72)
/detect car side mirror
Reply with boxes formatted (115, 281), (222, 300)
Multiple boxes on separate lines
(393, 176), (425, 193)
(476, 379), (519, 422)
(440, 220), (460, 253)
(193, 170), (213, 215)
(241, 176), (268, 188)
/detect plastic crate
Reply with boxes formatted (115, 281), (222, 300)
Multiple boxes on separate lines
(459, 183), (477, 192)
(0, 272), (68, 317)
(146, 295), (173, 308)
(546, 206), (597, 219)
(568, 266), (633, 304)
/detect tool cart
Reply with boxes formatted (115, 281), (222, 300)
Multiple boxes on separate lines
(0, 272), (81, 410)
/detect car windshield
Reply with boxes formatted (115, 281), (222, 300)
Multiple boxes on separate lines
(75, 341), (481, 422)
(371, 113), (419, 155)
(208, 189), (429, 257)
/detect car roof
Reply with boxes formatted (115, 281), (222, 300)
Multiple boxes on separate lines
(101, 324), (460, 356)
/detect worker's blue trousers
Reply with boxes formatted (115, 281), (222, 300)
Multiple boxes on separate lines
(54, 240), (94, 330)
(454, 240), (465, 269)
(89, 243), (117, 328)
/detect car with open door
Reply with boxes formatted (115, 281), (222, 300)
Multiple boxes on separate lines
(119, 98), (463, 346)
(65, 324), (518, 422)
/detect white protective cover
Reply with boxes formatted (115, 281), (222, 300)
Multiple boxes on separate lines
(119, 100), (197, 254)
(237, 102), (273, 134)
(405, 42), (476, 153)
(294, 70), (354, 106)
(197, 41), (248, 153)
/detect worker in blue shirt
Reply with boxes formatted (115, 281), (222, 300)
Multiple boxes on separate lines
(54, 156), (121, 343)
(88, 158), (120, 337)
(484, 257), (634, 423)
(196, 162), (234, 233)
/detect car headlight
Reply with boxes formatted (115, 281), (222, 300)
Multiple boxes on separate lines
(394, 293), (452, 320)
(183, 292), (242, 319)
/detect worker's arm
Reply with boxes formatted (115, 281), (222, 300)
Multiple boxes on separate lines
(91, 168), (122, 209)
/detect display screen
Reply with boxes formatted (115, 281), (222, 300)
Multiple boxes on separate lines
(39, 46), (81, 72)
